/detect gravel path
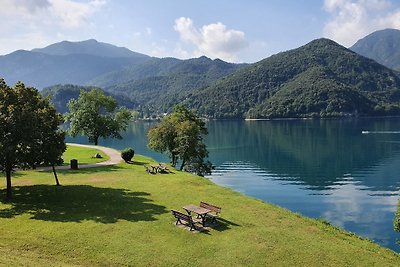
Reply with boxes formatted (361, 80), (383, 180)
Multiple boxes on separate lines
(37, 143), (121, 171)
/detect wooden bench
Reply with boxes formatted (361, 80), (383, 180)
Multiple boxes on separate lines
(144, 165), (154, 174)
(171, 210), (199, 231)
(200, 202), (221, 223)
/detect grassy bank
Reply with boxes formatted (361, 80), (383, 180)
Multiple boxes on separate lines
(0, 149), (399, 266)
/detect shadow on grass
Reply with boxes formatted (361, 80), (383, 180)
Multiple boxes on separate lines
(126, 160), (147, 166)
(210, 217), (241, 232)
(0, 185), (167, 223)
(54, 165), (122, 175)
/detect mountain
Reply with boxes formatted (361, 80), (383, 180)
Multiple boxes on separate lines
(100, 56), (245, 113)
(5, 38), (400, 119)
(0, 40), (149, 89)
(32, 39), (147, 58)
(0, 50), (148, 89)
(350, 29), (400, 71)
(182, 38), (400, 119)
(40, 56), (244, 115)
(89, 57), (182, 88)
(0, 39), (241, 98)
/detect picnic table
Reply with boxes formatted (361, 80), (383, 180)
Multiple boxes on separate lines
(150, 164), (160, 173)
(150, 163), (169, 173)
(183, 204), (211, 227)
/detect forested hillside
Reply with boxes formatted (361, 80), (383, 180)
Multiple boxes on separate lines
(41, 84), (136, 114)
(101, 56), (244, 113)
(182, 38), (400, 118)
(39, 55), (243, 116)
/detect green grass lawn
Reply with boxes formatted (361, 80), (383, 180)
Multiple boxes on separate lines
(61, 145), (110, 165)
(0, 150), (399, 266)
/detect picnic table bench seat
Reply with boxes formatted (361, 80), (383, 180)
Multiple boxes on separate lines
(171, 210), (201, 231)
(144, 165), (154, 174)
(158, 163), (169, 172)
(200, 202), (222, 223)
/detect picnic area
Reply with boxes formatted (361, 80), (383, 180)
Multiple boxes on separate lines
(0, 146), (399, 266)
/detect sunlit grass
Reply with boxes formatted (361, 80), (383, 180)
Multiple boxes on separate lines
(61, 145), (110, 165)
(0, 152), (399, 266)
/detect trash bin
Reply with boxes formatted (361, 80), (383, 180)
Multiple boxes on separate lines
(70, 159), (78, 170)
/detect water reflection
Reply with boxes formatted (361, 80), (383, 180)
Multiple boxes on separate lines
(206, 119), (400, 191)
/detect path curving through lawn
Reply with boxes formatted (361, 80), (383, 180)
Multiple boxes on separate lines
(37, 143), (122, 171)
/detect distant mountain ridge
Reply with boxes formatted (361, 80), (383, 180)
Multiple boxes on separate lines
(0, 50), (147, 89)
(0, 39), (240, 90)
(350, 28), (400, 71)
(32, 39), (148, 58)
(3, 36), (400, 119)
(0, 39), (150, 88)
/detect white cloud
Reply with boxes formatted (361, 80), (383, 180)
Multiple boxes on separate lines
(0, 0), (106, 54)
(48, 0), (106, 29)
(0, 0), (105, 28)
(174, 17), (248, 62)
(324, 0), (400, 46)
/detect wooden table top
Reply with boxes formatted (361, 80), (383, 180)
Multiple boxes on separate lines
(183, 204), (211, 215)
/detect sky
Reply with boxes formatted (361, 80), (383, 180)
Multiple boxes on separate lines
(1, 0), (400, 63)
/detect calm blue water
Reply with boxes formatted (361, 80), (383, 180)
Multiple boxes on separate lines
(68, 118), (400, 252)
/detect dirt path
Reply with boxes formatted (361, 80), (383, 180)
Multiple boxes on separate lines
(37, 143), (121, 171)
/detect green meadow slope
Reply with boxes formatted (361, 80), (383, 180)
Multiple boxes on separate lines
(0, 149), (399, 266)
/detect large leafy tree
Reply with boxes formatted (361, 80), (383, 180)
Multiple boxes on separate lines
(65, 89), (132, 145)
(148, 105), (212, 176)
(36, 112), (66, 186)
(0, 79), (66, 199)
(394, 201), (400, 233)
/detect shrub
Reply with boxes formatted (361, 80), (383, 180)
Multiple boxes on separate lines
(121, 148), (135, 162)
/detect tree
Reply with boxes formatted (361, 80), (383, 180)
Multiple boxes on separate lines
(148, 105), (212, 176)
(65, 89), (132, 145)
(394, 200), (400, 233)
(148, 118), (179, 166)
(36, 113), (66, 186)
(0, 79), (65, 199)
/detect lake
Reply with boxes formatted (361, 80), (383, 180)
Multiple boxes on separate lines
(68, 118), (400, 252)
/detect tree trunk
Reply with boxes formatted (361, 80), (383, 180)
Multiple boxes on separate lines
(6, 167), (12, 200)
(52, 164), (60, 186)
(171, 154), (176, 167)
(180, 160), (186, 171)
(94, 137), (98, 146)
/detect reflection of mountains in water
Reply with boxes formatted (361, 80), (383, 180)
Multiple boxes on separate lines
(206, 119), (400, 192)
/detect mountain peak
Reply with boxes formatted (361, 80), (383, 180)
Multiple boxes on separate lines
(305, 38), (343, 49)
(350, 28), (400, 70)
(31, 39), (148, 58)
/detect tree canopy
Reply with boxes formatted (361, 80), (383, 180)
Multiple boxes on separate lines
(148, 105), (212, 176)
(65, 88), (132, 145)
(0, 79), (65, 199)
